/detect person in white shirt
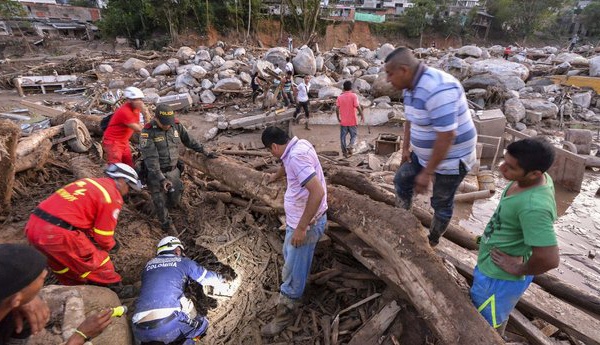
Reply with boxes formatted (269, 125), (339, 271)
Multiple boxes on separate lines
(288, 35), (293, 51)
(285, 57), (294, 75)
(293, 75), (312, 130)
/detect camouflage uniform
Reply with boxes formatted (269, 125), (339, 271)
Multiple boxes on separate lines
(140, 119), (205, 232)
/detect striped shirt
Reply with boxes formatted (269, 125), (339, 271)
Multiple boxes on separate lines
(404, 64), (477, 175)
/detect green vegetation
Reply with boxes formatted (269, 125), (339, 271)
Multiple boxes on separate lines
(581, 0), (600, 36)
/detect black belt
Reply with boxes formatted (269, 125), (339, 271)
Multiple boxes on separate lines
(32, 208), (79, 231)
(134, 312), (178, 330)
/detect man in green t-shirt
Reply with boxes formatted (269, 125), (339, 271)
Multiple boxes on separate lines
(471, 137), (559, 333)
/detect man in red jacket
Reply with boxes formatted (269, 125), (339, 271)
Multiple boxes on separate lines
(102, 86), (146, 167)
(25, 163), (142, 286)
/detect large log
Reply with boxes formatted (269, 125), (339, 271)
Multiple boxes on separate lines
(436, 237), (600, 345)
(15, 139), (52, 173)
(328, 185), (504, 345)
(51, 111), (103, 137)
(0, 120), (20, 212)
(16, 125), (64, 158)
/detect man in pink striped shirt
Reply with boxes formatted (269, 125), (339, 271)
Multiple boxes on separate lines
(336, 81), (364, 157)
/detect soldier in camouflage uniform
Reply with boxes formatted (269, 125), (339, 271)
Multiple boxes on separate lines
(140, 104), (216, 235)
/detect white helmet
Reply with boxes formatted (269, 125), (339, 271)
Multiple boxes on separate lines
(105, 163), (142, 191)
(123, 86), (144, 100)
(157, 236), (184, 255)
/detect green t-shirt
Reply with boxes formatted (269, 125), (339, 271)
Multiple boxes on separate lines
(477, 173), (558, 281)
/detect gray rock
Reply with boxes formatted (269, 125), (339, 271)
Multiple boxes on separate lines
(97, 64), (113, 73)
(175, 74), (198, 89)
(215, 77), (242, 90)
(195, 50), (211, 62)
(252, 60), (275, 79)
(340, 43), (358, 56)
(108, 79), (125, 89)
(462, 74), (504, 91)
(521, 99), (559, 119)
(123, 58), (147, 71)
(371, 71), (398, 99)
(218, 69), (236, 80)
(176, 64), (193, 75)
(239, 71), (251, 84)
(318, 86), (343, 99)
(139, 68), (150, 78)
(142, 89), (160, 104)
(204, 112), (219, 122)
(166, 58), (180, 71)
(316, 56), (324, 72)
(543, 46), (559, 55)
(201, 79), (213, 90)
(488, 45), (504, 57)
(458, 45), (483, 58)
(204, 127), (218, 140)
(176, 46), (196, 62)
(514, 122), (527, 131)
(572, 91), (592, 109)
(200, 90), (216, 104)
(366, 66), (380, 75)
(589, 56), (600, 77)
(553, 61), (571, 75)
(212, 55), (225, 68)
(359, 74), (378, 84)
(373, 96), (391, 104)
(221, 60), (238, 70)
(497, 75), (526, 91)
(470, 59), (529, 80)
(199, 61), (213, 72)
(504, 98), (526, 123)
(265, 47), (288, 71)
(293, 47), (317, 75)
(525, 110), (543, 124)
(212, 46), (225, 57)
(347, 57), (369, 69)
(440, 56), (470, 80)
(217, 121), (228, 130)
(353, 78), (371, 93)
(310, 75), (334, 92)
(553, 53), (588, 66)
(189, 66), (207, 79)
(234, 47), (246, 58)
(377, 43), (395, 60)
(152, 63), (172, 76)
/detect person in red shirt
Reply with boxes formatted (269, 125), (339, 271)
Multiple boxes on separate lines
(25, 163), (142, 287)
(102, 87), (146, 167)
(336, 81), (364, 157)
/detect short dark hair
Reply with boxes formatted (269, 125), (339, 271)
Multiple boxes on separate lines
(262, 126), (290, 148)
(506, 137), (555, 173)
(384, 47), (419, 69)
(343, 80), (352, 91)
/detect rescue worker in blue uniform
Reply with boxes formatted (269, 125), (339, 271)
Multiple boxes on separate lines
(132, 236), (229, 344)
(139, 105), (216, 235)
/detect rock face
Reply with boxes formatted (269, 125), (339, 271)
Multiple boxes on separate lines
(470, 59), (529, 80)
(377, 43), (395, 60)
(371, 72), (398, 99)
(176, 46), (195, 61)
(458, 45), (483, 58)
(215, 77), (242, 90)
(504, 98), (527, 123)
(123, 58), (147, 71)
(293, 47), (317, 75)
(520, 98), (559, 119)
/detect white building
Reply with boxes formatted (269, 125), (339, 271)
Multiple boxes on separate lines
(361, 0), (414, 14)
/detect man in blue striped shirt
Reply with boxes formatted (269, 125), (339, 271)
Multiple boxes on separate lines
(384, 47), (477, 246)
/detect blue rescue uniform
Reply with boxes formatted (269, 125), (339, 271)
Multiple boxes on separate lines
(132, 254), (223, 344)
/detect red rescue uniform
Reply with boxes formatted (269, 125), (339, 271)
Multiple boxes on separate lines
(25, 177), (124, 285)
(102, 102), (140, 167)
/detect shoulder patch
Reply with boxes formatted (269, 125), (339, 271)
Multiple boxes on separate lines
(140, 132), (149, 137)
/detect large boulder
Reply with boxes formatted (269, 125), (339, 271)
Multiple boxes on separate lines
(175, 74), (198, 90)
(504, 98), (526, 123)
(239, 71), (251, 84)
(265, 47), (288, 71)
(458, 45), (483, 58)
(234, 47), (246, 58)
(195, 49), (211, 62)
(318, 86), (343, 99)
(176, 46), (196, 62)
(122, 58), (146, 71)
(572, 91), (592, 109)
(201, 79), (213, 89)
(316, 56), (324, 72)
(252, 60), (275, 79)
(589, 56), (600, 77)
(293, 47), (317, 75)
(553, 53), (589, 66)
(97, 64), (113, 73)
(212, 55), (226, 68)
(462, 74), (504, 91)
(470, 59), (529, 81)
(520, 98), (559, 119)
(215, 77), (242, 90)
(440, 56), (470, 80)
(152, 63), (172, 76)
(200, 90), (216, 104)
(353, 78), (371, 93)
(218, 69), (236, 80)
(310, 75), (334, 93)
(377, 43), (395, 60)
(340, 43), (358, 56)
(371, 71), (398, 99)
(189, 66), (207, 80)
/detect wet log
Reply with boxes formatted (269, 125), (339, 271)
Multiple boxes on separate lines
(532, 274), (600, 317)
(327, 168), (479, 250)
(436, 237), (600, 345)
(203, 191), (275, 215)
(347, 301), (401, 345)
(221, 150), (271, 157)
(180, 149), (284, 213)
(15, 139), (52, 173)
(454, 189), (491, 203)
(509, 309), (556, 345)
(50, 111), (103, 136)
(328, 185), (505, 345)
(16, 125), (64, 158)
(0, 120), (20, 212)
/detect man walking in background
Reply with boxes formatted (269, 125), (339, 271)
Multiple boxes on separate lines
(293, 75), (312, 130)
(336, 80), (364, 157)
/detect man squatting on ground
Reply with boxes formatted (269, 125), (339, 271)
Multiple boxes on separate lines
(0, 244), (113, 345)
(132, 236), (232, 345)
(336, 80), (364, 157)
(471, 137), (559, 333)
(384, 47), (477, 246)
(260, 126), (328, 336)
(140, 104), (216, 235)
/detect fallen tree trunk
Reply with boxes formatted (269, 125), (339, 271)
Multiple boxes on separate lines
(327, 168), (479, 250)
(15, 139), (52, 173)
(16, 125), (64, 158)
(69, 155), (102, 179)
(180, 149), (284, 213)
(51, 111), (103, 136)
(0, 120), (20, 212)
(328, 185), (504, 345)
(203, 191), (275, 215)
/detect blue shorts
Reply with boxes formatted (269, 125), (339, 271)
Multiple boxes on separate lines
(470, 266), (533, 328)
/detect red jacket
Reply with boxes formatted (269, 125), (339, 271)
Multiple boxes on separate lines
(102, 102), (140, 145)
(37, 177), (124, 251)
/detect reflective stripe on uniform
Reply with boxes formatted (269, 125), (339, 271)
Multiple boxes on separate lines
(84, 178), (112, 203)
(94, 228), (114, 236)
(53, 267), (69, 274)
(73, 256), (112, 279)
(476, 294), (500, 328)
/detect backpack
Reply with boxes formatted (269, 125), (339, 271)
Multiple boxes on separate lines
(100, 113), (113, 133)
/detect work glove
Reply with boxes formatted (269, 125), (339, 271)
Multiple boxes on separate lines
(205, 151), (218, 159)
(110, 239), (121, 254)
(221, 269), (237, 283)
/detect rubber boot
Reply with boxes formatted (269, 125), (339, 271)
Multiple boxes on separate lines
(428, 216), (450, 247)
(305, 120), (310, 130)
(261, 303), (295, 336)
(395, 196), (412, 211)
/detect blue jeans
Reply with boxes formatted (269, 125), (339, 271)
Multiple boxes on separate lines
(394, 152), (467, 222)
(280, 214), (327, 300)
(340, 126), (357, 154)
(133, 311), (208, 345)
(470, 266), (533, 328)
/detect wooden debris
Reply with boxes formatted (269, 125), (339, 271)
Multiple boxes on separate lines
(16, 125), (64, 158)
(347, 300), (401, 345)
(222, 150), (271, 157)
(15, 139), (52, 173)
(0, 120), (20, 212)
(454, 189), (492, 203)
(509, 309), (557, 345)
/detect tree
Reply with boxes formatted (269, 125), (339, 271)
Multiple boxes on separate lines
(403, 0), (436, 42)
(581, 1), (600, 36)
(0, 0), (26, 19)
(486, 0), (566, 40)
(285, 0), (321, 40)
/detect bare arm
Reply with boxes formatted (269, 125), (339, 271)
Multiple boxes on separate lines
(126, 122), (143, 132)
(291, 177), (325, 247)
(335, 107), (340, 122)
(268, 165), (285, 184)
(357, 105), (364, 122)
(492, 245), (560, 276)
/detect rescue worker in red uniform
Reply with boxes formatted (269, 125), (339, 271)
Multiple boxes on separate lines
(25, 163), (142, 287)
(102, 87), (146, 167)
